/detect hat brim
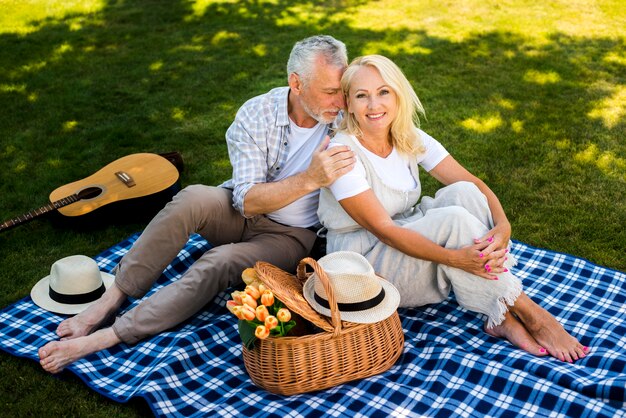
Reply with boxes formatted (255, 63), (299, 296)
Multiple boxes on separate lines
(30, 271), (115, 316)
(303, 273), (400, 324)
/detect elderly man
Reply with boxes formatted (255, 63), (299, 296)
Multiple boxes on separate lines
(39, 35), (354, 373)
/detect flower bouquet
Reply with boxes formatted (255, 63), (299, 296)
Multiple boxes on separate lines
(227, 267), (297, 349)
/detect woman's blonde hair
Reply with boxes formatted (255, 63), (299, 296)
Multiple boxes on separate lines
(339, 55), (426, 155)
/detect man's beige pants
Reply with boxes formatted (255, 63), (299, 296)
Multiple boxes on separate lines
(110, 185), (316, 344)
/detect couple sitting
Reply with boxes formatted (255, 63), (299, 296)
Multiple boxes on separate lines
(38, 35), (587, 374)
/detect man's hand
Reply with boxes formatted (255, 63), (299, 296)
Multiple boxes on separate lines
(303, 136), (355, 189)
(242, 136), (355, 217)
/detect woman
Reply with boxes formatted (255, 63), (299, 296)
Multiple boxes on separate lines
(318, 55), (588, 362)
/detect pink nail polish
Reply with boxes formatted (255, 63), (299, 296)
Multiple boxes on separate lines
(505, 248), (509, 253)
(540, 348), (546, 353)
(488, 237), (493, 242)
(479, 253), (484, 258)
(504, 268), (509, 272)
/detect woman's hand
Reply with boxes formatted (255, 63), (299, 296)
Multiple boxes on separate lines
(451, 244), (508, 280)
(474, 222), (511, 255)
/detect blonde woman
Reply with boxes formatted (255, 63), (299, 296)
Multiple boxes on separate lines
(317, 54), (588, 362)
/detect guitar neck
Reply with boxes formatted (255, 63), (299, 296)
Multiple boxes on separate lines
(0, 194), (80, 232)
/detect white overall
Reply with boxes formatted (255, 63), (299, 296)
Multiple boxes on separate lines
(318, 134), (521, 328)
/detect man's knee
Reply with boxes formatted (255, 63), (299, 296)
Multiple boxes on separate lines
(175, 185), (228, 206)
(168, 185), (232, 219)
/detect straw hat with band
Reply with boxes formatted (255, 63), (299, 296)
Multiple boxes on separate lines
(303, 251), (400, 324)
(31, 255), (115, 315)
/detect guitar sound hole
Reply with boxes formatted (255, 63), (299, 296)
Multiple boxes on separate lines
(78, 187), (103, 200)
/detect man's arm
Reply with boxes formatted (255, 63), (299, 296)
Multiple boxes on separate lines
(243, 136), (355, 216)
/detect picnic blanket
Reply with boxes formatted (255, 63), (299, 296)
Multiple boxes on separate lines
(1, 233), (625, 417)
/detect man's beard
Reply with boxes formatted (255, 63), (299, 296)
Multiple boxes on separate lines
(301, 99), (338, 125)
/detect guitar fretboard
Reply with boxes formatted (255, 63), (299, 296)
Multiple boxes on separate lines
(0, 194), (79, 232)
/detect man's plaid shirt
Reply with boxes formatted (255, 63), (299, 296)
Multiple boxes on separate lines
(220, 86), (336, 218)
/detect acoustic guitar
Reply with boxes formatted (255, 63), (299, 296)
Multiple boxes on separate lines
(0, 153), (180, 232)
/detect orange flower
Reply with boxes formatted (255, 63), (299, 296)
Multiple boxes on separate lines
(245, 285), (261, 300)
(241, 268), (258, 285)
(226, 300), (239, 314)
(255, 325), (270, 340)
(265, 315), (278, 330)
(258, 283), (268, 293)
(261, 290), (275, 307)
(277, 308), (291, 323)
(231, 291), (244, 305)
(231, 305), (245, 320)
(255, 305), (269, 322)
(241, 294), (257, 309)
(241, 304), (256, 321)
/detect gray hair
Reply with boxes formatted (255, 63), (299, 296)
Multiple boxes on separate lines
(287, 35), (348, 85)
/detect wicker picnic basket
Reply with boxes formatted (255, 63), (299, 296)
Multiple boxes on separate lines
(242, 257), (404, 395)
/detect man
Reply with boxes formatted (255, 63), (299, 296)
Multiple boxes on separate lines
(38, 35), (354, 373)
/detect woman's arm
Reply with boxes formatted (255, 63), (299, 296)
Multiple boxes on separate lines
(336, 152), (512, 278)
(428, 155), (511, 255)
(339, 189), (500, 280)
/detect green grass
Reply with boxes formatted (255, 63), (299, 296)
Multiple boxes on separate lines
(0, 0), (624, 415)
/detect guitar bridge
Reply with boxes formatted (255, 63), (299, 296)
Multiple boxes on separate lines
(115, 171), (136, 187)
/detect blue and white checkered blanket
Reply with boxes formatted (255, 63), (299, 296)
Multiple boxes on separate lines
(1, 233), (625, 417)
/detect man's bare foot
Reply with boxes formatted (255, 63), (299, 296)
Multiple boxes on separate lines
(485, 311), (548, 356)
(510, 292), (589, 362)
(56, 284), (126, 340)
(39, 328), (121, 374)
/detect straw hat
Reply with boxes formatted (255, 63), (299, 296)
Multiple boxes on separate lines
(30, 255), (115, 315)
(303, 251), (400, 324)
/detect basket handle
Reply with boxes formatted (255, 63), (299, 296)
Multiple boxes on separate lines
(297, 257), (342, 336)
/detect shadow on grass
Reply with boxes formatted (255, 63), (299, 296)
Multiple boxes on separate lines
(1, 0), (623, 249)
(0, 1), (624, 414)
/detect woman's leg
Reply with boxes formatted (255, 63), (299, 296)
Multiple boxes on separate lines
(377, 201), (585, 360)
(420, 205), (587, 361)
(505, 292), (589, 362)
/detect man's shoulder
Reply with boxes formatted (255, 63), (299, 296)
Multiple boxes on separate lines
(238, 86), (289, 116)
(227, 87), (289, 139)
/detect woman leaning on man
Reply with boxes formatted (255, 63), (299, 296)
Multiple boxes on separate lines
(317, 54), (588, 362)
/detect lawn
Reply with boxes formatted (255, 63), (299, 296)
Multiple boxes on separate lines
(0, 0), (624, 416)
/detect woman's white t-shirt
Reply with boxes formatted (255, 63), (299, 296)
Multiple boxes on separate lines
(329, 129), (449, 201)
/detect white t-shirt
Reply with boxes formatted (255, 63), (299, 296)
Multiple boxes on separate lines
(329, 129), (449, 201)
(266, 120), (327, 227)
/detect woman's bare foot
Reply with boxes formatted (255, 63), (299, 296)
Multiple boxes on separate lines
(485, 311), (548, 356)
(39, 328), (121, 374)
(56, 284), (126, 340)
(510, 292), (589, 362)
